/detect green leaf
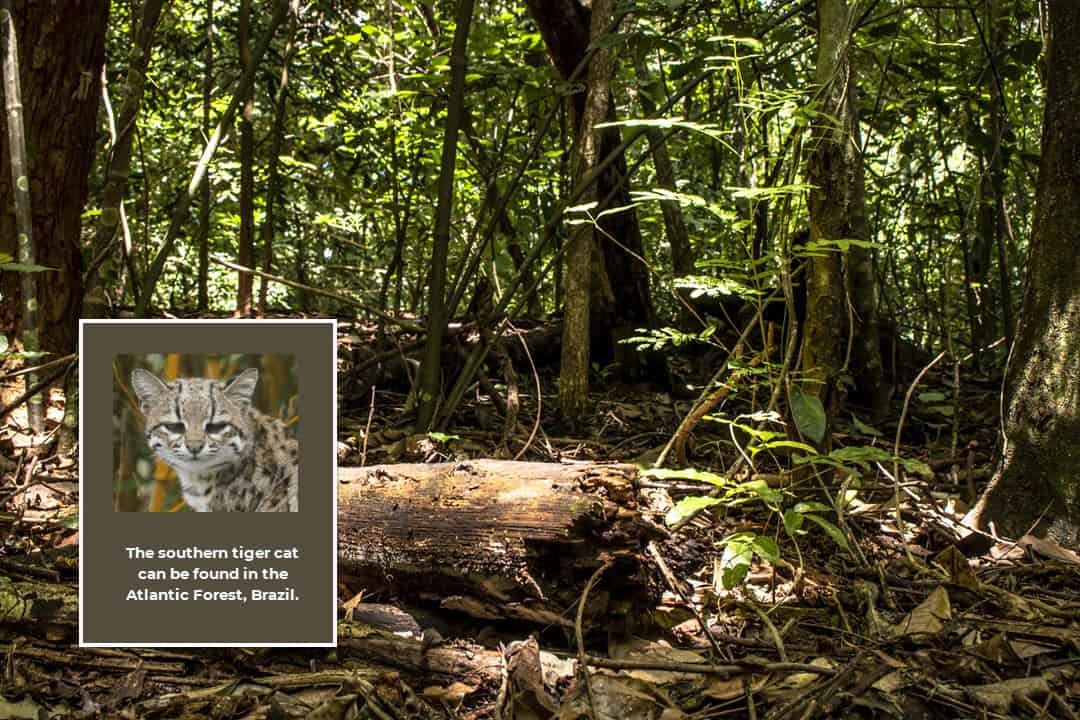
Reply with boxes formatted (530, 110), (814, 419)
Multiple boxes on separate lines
(0, 334), (7, 354)
(851, 414), (883, 437)
(60, 515), (79, 529)
(722, 562), (750, 590)
(739, 478), (783, 506)
(427, 432), (459, 444)
(792, 501), (832, 514)
(752, 439), (818, 456)
(641, 467), (729, 486)
(828, 445), (893, 467)
(750, 536), (781, 564)
(665, 495), (724, 525)
(900, 457), (934, 479)
(0, 262), (55, 273)
(719, 536), (754, 589)
(716, 531), (756, 547)
(790, 386), (826, 444)
(918, 391), (947, 403)
(0, 252), (12, 263)
(782, 509), (804, 534)
(803, 514), (850, 550)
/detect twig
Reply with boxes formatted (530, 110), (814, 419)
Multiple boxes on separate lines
(575, 558), (612, 720)
(580, 655), (835, 677)
(0, 353), (77, 383)
(892, 350), (946, 562)
(210, 255), (421, 332)
(0, 358), (74, 422)
(739, 600), (788, 663)
(361, 385), (376, 468)
(511, 322), (543, 461)
(647, 541), (731, 661)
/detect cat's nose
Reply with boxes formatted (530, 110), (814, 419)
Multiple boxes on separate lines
(187, 441), (205, 456)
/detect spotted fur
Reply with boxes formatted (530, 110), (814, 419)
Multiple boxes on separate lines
(131, 367), (299, 512)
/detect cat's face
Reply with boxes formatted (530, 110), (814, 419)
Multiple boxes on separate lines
(131, 368), (259, 474)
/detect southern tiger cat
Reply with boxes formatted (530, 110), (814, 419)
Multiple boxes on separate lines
(131, 367), (298, 512)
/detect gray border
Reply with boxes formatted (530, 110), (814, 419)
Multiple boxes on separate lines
(79, 319), (337, 647)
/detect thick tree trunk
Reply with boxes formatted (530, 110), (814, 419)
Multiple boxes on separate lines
(525, 0), (658, 378)
(558, 0), (612, 421)
(0, 0), (108, 364)
(337, 461), (656, 628)
(970, 0), (1080, 547)
(801, 0), (888, 426)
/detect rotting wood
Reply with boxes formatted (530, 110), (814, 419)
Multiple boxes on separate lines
(338, 460), (662, 628)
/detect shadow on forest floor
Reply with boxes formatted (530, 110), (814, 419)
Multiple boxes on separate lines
(0, 321), (1076, 718)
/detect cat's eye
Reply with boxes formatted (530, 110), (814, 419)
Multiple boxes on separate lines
(206, 422), (229, 434)
(164, 422), (185, 433)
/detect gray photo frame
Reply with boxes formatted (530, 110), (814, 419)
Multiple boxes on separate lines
(79, 319), (337, 647)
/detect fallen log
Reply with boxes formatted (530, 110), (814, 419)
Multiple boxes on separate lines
(338, 460), (661, 630)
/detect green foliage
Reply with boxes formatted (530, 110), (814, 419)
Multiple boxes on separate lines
(789, 386), (826, 444)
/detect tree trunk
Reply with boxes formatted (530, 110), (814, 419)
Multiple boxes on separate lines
(235, 0), (255, 317)
(197, 0), (213, 312)
(256, 1), (298, 318)
(557, 0), (613, 421)
(414, 0), (475, 431)
(0, 0), (40, 432)
(970, 0), (1080, 547)
(83, 0), (165, 313)
(0, 0), (108, 367)
(801, 0), (888, 427)
(337, 461), (655, 627)
(634, 60), (693, 279)
(525, 0), (658, 379)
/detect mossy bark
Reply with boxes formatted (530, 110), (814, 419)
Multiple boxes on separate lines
(971, 0), (1080, 546)
(801, 0), (888, 428)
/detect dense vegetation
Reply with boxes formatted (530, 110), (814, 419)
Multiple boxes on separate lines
(0, 0), (1079, 715)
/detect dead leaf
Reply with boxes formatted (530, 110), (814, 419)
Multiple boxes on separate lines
(893, 586), (951, 636)
(1017, 535), (1080, 564)
(934, 546), (979, 589)
(966, 677), (1049, 713)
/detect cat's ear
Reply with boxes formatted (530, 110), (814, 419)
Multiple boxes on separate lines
(224, 368), (259, 404)
(131, 368), (168, 407)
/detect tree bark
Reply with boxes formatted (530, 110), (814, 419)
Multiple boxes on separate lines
(414, 0), (475, 431)
(525, 0), (658, 378)
(337, 461), (656, 627)
(197, 0), (213, 312)
(256, 1), (298, 318)
(801, 0), (888, 426)
(83, 0), (165, 313)
(235, 0), (255, 317)
(0, 0), (108, 365)
(970, 0), (1080, 547)
(557, 0), (613, 421)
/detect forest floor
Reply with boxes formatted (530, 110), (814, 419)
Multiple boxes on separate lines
(0, 319), (1077, 719)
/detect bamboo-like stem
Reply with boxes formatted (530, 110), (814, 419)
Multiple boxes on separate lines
(0, 0), (42, 432)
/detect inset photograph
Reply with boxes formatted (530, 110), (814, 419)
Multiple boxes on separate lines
(114, 354), (299, 512)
